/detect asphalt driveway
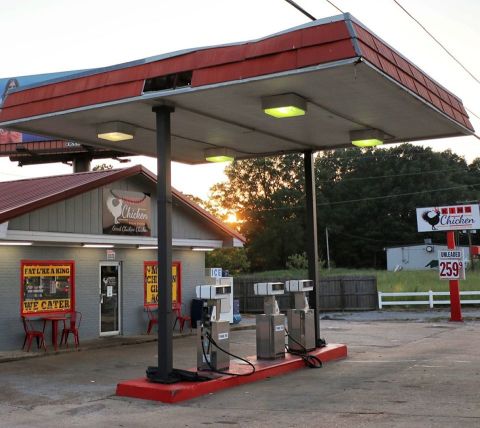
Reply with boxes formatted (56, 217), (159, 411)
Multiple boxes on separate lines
(1, 317), (479, 427)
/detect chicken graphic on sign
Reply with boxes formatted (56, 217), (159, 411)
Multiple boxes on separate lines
(106, 195), (123, 224)
(422, 208), (440, 230)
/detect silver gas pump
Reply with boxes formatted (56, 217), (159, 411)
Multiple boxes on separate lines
(254, 282), (285, 360)
(285, 280), (315, 352)
(195, 284), (231, 371)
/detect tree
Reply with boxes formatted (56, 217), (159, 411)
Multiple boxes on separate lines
(206, 144), (480, 271)
(92, 163), (113, 171)
(205, 248), (250, 275)
(315, 144), (477, 268)
(208, 154), (308, 270)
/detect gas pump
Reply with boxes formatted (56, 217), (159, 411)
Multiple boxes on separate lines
(253, 282), (285, 360)
(195, 284), (231, 371)
(285, 280), (315, 352)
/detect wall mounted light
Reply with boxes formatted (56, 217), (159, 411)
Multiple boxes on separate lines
(350, 129), (384, 147)
(0, 241), (33, 246)
(97, 121), (135, 142)
(205, 148), (235, 163)
(262, 93), (307, 118)
(192, 247), (215, 251)
(82, 244), (114, 248)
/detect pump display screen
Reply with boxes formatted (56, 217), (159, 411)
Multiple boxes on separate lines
(271, 283), (283, 292)
(216, 286), (232, 295)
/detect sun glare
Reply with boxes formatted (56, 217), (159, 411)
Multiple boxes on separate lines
(225, 213), (237, 223)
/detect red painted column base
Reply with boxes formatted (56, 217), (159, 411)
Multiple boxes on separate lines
(116, 343), (347, 403)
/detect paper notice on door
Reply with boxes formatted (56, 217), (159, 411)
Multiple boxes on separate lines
(107, 286), (113, 297)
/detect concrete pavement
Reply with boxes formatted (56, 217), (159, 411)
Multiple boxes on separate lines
(1, 314), (479, 427)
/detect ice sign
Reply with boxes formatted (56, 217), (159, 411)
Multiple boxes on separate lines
(206, 267), (222, 278)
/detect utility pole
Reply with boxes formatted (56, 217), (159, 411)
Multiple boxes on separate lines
(468, 230), (474, 271)
(325, 227), (331, 270)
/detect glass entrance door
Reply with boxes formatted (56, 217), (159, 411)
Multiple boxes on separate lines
(99, 262), (121, 336)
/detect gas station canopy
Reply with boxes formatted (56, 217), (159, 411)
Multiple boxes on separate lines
(0, 13), (474, 164)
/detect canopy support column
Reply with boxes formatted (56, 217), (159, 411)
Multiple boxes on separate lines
(148, 105), (176, 383)
(303, 150), (323, 347)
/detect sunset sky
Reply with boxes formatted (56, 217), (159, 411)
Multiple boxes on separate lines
(1, 0), (478, 198)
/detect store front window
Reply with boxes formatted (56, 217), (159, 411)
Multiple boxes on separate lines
(21, 260), (74, 315)
(144, 261), (181, 307)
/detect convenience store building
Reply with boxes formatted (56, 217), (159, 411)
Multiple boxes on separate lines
(0, 165), (244, 351)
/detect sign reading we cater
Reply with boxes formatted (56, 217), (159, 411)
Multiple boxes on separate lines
(21, 260), (75, 315)
(103, 189), (151, 236)
(144, 261), (181, 307)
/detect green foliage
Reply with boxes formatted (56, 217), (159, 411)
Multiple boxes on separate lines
(285, 252), (308, 270)
(239, 267), (480, 294)
(205, 248), (250, 275)
(207, 144), (480, 271)
(92, 163), (113, 171)
(316, 144), (478, 268)
(208, 154), (307, 270)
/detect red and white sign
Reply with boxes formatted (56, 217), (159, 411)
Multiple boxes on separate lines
(438, 250), (465, 280)
(416, 204), (480, 232)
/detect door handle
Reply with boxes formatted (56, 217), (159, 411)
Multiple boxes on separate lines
(100, 294), (104, 304)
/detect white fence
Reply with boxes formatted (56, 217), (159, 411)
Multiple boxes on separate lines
(378, 290), (480, 309)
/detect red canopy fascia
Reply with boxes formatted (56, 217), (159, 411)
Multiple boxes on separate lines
(0, 14), (472, 132)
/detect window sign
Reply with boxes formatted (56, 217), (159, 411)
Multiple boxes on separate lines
(144, 261), (181, 307)
(21, 260), (75, 315)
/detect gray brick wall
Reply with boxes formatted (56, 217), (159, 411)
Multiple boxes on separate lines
(0, 246), (205, 351)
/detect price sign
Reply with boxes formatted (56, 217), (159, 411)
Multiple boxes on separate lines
(438, 250), (465, 280)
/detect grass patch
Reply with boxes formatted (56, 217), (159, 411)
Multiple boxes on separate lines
(239, 268), (480, 293)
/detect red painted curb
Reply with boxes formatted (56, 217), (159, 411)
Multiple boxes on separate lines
(116, 343), (347, 403)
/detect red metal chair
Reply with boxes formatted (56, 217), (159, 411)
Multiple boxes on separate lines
(22, 317), (47, 352)
(60, 311), (82, 349)
(173, 302), (192, 333)
(145, 306), (158, 334)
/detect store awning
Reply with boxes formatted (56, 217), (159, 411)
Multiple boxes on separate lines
(0, 13), (474, 164)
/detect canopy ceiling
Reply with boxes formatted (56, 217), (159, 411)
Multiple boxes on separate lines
(0, 13), (474, 164)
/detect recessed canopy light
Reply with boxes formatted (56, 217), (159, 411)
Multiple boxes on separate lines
(350, 129), (384, 147)
(0, 241), (32, 246)
(137, 246), (158, 250)
(82, 244), (114, 248)
(192, 247), (215, 251)
(97, 122), (135, 142)
(205, 148), (235, 163)
(262, 93), (307, 118)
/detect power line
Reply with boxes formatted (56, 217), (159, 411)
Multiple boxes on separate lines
(317, 167), (466, 183)
(392, 0), (480, 86)
(318, 182), (480, 206)
(325, 0), (344, 14)
(283, 0), (316, 20)
(283, 0), (480, 137)
(239, 181), (480, 214)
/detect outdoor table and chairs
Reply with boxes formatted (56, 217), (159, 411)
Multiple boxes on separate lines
(40, 313), (69, 351)
(145, 303), (192, 334)
(21, 311), (82, 352)
(21, 316), (47, 352)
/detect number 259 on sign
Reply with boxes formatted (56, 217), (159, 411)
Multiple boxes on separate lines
(439, 260), (465, 280)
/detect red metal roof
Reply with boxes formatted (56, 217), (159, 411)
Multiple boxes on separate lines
(0, 14), (471, 132)
(351, 23), (472, 131)
(0, 165), (245, 243)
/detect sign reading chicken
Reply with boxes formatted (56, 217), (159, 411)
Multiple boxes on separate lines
(416, 204), (480, 232)
(103, 189), (151, 236)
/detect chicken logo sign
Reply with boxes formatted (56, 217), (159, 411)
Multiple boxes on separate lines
(103, 189), (151, 236)
(416, 204), (480, 232)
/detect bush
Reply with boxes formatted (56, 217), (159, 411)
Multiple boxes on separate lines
(286, 252), (308, 270)
(205, 248), (250, 275)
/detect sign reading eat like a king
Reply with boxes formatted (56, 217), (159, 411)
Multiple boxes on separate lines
(416, 204), (480, 232)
